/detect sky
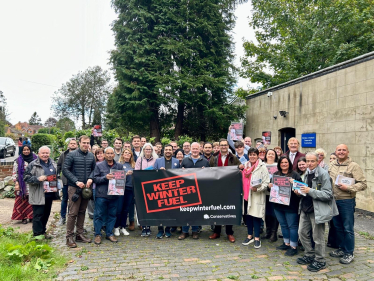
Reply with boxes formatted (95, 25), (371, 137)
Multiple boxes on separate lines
(0, 0), (254, 127)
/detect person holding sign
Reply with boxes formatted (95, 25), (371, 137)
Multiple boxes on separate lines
(271, 156), (302, 256)
(23, 146), (59, 238)
(93, 147), (124, 245)
(241, 148), (270, 249)
(328, 144), (367, 264)
(296, 152), (338, 272)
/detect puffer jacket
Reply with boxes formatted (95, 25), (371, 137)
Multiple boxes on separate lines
(328, 157), (367, 200)
(62, 148), (96, 188)
(23, 157), (58, 205)
(299, 166), (339, 224)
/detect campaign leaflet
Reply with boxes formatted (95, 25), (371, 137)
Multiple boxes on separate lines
(266, 164), (278, 180)
(269, 175), (291, 205)
(250, 178), (262, 188)
(43, 174), (57, 193)
(335, 175), (355, 186)
(239, 155), (247, 165)
(93, 125), (102, 137)
(108, 169), (126, 195)
(292, 180), (307, 196)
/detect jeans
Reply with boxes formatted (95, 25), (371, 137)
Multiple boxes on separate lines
(333, 198), (355, 255)
(182, 226), (199, 233)
(274, 209), (299, 247)
(115, 189), (134, 228)
(245, 215), (262, 238)
(299, 211), (326, 262)
(94, 197), (118, 237)
(32, 197), (53, 236)
(60, 185), (68, 219)
(158, 226), (171, 232)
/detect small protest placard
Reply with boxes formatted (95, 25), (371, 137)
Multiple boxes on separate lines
(269, 175), (291, 205)
(108, 169), (126, 195)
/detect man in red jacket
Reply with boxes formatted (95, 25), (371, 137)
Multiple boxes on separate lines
(283, 138), (305, 171)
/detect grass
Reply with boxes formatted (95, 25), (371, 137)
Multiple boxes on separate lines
(358, 231), (374, 240)
(0, 225), (67, 281)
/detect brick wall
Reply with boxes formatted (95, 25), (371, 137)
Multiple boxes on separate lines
(0, 164), (14, 180)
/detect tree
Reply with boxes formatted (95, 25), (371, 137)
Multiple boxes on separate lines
(239, 0), (374, 90)
(29, 112), (42, 125)
(52, 66), (112, 129)
(0, 90), (8, 136)
(108, 0), (246, 141)
(56, 117), (76, 132)
(44, 117), (57, 127)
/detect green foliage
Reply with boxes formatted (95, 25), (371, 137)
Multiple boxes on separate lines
(56, 117), (75, 132)
(6, 241), (53, 261)
(31, 134), (55, 152)
(5, 133), (17, 140)
(75, 129), (91, 139)
(102, 129), (120, 145)
(177, 135), (193, 147)
(160, 137), (171, 146)
(29, 112), (42, 125)
(38, 127), (61, 135)
(63, 131), (75, 140)
(240, 0), (374, 89)
(2, 185), (15, 198)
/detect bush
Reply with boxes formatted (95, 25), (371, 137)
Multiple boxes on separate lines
(5, 133), (17, 141)
(75, 129), (91, 139)
(63, 131), (75, 140)
(102, 129), (120, 145)
(177, 135), (193, 147)
(31, 134), (55, 152)
(161, 137), (171, 146)
(37, 127), (61, 135)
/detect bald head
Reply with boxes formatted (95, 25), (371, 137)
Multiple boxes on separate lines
(335, 144), (349, 163)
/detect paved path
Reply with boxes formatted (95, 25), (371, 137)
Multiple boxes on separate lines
(51, 217), (374, 281)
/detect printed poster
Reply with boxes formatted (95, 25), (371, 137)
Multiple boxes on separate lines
(266, 164), (278, 180)
(262, 131), (271, 145)
(93, 125), (102, 137)
(230, 122), (243, 141)
(108, 169), (126, 195)
(269, 175), (291, 205)
(43, 174), (57, 193)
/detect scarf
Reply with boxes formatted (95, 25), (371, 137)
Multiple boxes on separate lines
(17, 145), (37, 197)
(217, 152), (229, 167)
(242, 159), (259, 204)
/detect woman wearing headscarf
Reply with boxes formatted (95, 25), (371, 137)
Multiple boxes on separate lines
(11, 145), (37, 224)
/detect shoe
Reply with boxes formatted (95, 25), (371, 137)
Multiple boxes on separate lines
(178, 233), (189, 240)
(192, 232), (199, 239)
(57, 217), (66, 226)
(329, 249), (345, 258)
(21, 218), (28, 224)
(278, 234), (283, 238)
(29, 219), (32, 223)
(340, 254), (354, 264)
(276, 243), (290, 250)
(75, 234), (92, 243)
(242, 237), (254, 246)
(120, 227), (130, 236)
(141, 228), (147, 237)
(307, 260), (326, 272)
(210, 225), (215, 231)
(170, 227), (177, 233)
(44, 233), (52, 239)
(113, 227), (120, 236)
(66, 237), (77, 248)
(146, 228), (151, 236)
(254, 240), (261, 249)
(128, 221), (135, 231)
(165, 230), (171, 238)
(297, 255), (315, 265)
(209, 233), (220, 239)
(106, 235), (118, 243)
(227, 235), (235, 243)
(285, 247), (298, 256)
(94, 235), (101, 245)
(269, 231), (278, 242)
(156, 231), (164, 239)
(261, 232), (271, 239)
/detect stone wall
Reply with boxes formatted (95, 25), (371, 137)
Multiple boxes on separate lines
(246, 55), (374, 212)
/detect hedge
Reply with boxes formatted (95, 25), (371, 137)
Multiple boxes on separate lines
(31, 134), (55, 152)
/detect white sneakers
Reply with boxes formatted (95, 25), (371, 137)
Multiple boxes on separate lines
(113, 227), (130, 236)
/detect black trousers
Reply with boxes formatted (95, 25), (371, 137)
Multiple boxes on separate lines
(214, 225), (234, 235)
(32, 197), (53, 236)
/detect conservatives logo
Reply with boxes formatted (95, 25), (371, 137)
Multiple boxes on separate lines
(204, 214), (209, 219)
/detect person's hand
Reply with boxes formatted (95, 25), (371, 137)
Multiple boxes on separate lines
(160, 167), (165, 170)
(338, 184), (349, 191)
(300, 186), (310, 194)
(106, 174), (114, 180)
(38, 176), (47, 182)
(14, 183), (20, 191)
(269, 183), (273, 188)
(238, 164), (244, 170)
(252, 187), (258, 192)
(86, 179), (93, 188)
(76, 181), (85, 188)
(126, 170), (133, 175)
(293, 190), (301, 196)
(289, 179), (294, 184)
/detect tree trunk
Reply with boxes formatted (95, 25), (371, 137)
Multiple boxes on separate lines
(150, 105), (160, 142)
(174, 102), (184, 140)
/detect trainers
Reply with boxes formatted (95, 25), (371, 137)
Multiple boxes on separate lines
(141, 228), (147, 237)
(156, 231), (164, 239)
(297, 255), (315, 265)
(120, 227), (130, 236)
(276, 243), (291, 250)
(340, 254), (354, 264)
(170, 227), (177, 233)
(307, 260), (326, 272)
(146, 228), (151, 236)
(58, 217), (66, 226)
(242, 237), (254, 246)
(285, 247), (298, 256)
(113, 227), (120, 237)
(165, 230), (171, 238)
(329, 249), (345, 258)
(254, 240), (261, 249)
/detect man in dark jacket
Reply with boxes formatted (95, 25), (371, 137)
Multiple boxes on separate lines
(93, 147), (123, 245)
(209, 139), (242, 243)
(63, 135), (96, 248)
(57, 139), (77, 225)
(179, 142), (209, 240)
(282, 137), (305, 171)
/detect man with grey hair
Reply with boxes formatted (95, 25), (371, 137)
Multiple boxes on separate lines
(24, 146), (58, 238)
(296, 152), (338, 272)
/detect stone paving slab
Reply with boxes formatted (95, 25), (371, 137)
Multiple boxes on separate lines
(51, 217), (374, 281)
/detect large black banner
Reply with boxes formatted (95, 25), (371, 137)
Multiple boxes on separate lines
(133, 166), (242, 226)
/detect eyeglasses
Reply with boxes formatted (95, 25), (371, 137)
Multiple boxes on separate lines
(220, 144), (228, 147)
(144, 149), (152, 151)
(259, 151), (266, 153)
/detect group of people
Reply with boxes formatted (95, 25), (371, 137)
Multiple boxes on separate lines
(10, 130), (367, 273)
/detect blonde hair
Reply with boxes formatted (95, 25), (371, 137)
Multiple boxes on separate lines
(213, 142), (219, 147)
(287, 137), (300, 145)
(119, 148), (136, 168)
(315, 148), (326, 158)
